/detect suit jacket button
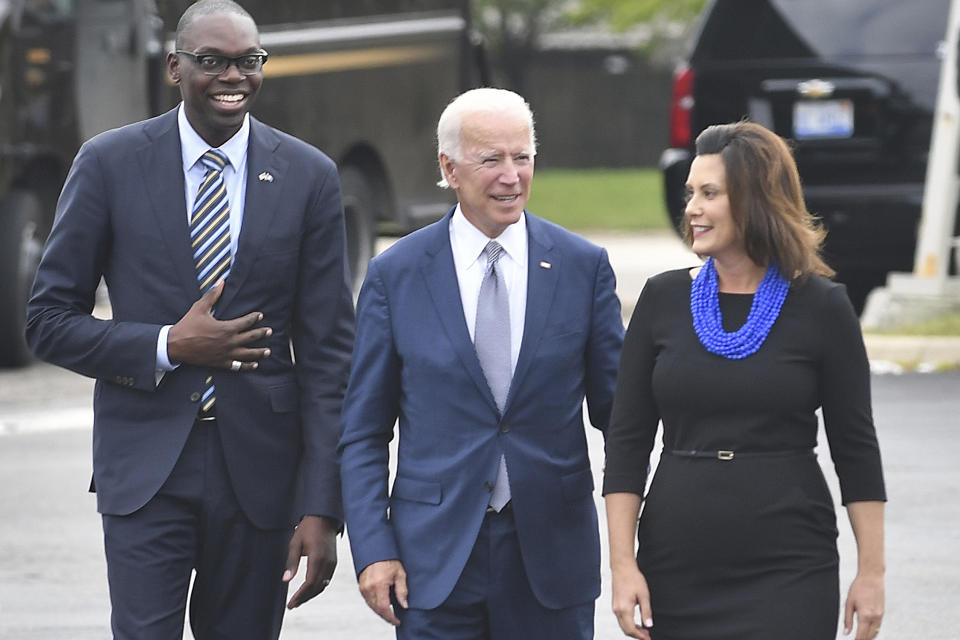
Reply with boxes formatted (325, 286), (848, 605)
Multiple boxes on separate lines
(190, 392), (201, 402)
(484, 481), (494, 492)
(500, 422), (510, 434)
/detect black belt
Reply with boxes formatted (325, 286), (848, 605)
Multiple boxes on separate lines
(667, 448), (811, 461)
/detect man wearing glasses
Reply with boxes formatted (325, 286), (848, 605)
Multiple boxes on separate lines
(25, 1), (354, 637)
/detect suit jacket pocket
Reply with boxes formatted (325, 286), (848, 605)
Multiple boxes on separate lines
(258, 245), (299, 260)
(542, 328), (585, 341)
(254, 247), (298, 283)
(391, 475), (443, 505)
(561, 468), (595, 502)
(269, 384), (298, 413)
(539, 329), (586, 346)
(536, 330), (587, 362)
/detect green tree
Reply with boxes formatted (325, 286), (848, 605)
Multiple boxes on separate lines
(569, 0), (708, 31)
(472, 0), (559, 92)
(473, 0), (708, 91)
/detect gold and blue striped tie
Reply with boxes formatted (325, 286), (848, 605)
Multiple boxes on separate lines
(191, 149), (232, 417)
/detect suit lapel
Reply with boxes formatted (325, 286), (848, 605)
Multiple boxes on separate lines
(138, 110), (199, 300)
(217, 118), (288, 311)
(506, 214), (558, 410)
(420, 212), (501, 412)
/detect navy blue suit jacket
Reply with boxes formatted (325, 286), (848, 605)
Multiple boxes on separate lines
(339, 210), (624, 609)
(26, 108), (354, 529)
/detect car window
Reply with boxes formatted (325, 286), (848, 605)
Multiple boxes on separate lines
(21, 0), (73, 21)
(156, 0), (461, 29)
(772, 0), (948, 57)
(695, 0), (949, 60)
(229, 0), (459, 23)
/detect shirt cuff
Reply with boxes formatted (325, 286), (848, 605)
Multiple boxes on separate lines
(155, 325), (179, 385)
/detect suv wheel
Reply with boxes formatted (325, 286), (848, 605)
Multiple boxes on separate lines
(339, 166), (377, 294)
(0, 191), (44, 366)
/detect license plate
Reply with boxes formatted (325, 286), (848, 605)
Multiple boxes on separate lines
(793, 99), (854, 139)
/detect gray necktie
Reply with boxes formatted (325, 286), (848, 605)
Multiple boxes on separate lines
(475, 240), (511, 511)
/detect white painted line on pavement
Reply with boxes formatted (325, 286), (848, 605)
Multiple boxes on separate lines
(0, 407), (93, 436)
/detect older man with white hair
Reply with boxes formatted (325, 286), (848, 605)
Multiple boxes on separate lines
(339, 87), (624, 640)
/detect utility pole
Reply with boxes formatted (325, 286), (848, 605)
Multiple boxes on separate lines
(910, 0), (960, 285)
(863, 0), (960, 327)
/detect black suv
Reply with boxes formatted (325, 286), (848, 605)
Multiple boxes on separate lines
(661, 0), (952, 312)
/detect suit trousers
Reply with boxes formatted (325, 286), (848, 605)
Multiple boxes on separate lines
(395, 507), (594, 640)
(101, 419), (294, 640)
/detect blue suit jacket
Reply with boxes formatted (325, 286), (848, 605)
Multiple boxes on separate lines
(339, 210), (624, 610)
(26, 108), (354, 529)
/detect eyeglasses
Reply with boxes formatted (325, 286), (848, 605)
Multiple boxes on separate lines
(175, 50), (268, 76)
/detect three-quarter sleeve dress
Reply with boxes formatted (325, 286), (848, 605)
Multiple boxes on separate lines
(603, 268), (886, 640)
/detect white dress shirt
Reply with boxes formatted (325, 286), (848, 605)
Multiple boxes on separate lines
(449, 205), (528, 373)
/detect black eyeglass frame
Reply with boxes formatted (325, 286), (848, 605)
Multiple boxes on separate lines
(175, 50), (269, 76)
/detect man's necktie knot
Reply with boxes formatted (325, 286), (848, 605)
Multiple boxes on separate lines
(201, 149), (228, 173)
(484, 240), (504, 270)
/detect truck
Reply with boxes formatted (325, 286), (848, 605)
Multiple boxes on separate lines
(0, 0), (485, 366)
(659, 0), (955, 313)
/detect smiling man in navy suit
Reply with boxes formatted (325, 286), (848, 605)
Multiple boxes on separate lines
(25, 1), (353, 638)
(339, 88), (625, 640)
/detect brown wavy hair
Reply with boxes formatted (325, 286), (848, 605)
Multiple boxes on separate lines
(683, 121), (834, 280)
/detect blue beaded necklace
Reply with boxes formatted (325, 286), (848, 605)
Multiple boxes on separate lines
(690, 257), (790, 359)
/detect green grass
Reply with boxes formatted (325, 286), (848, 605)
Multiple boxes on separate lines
(527, 167), (671, 232)
(867, 312), (960, 337)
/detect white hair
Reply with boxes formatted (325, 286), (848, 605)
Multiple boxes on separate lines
(436, 87), (537, 188)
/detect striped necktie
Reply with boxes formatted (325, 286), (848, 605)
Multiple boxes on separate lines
(191, 149), (232, 417)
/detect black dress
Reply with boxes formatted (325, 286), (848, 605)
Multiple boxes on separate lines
(602, 269), (886, 640)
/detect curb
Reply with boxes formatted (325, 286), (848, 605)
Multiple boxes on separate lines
(863, 334), (960, 371)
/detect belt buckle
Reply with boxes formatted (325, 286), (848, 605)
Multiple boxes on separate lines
(717, 450), (734, 461)
(486, 501), (512, 514)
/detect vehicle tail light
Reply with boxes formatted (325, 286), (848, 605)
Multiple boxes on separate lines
(669, 64), (695, 148)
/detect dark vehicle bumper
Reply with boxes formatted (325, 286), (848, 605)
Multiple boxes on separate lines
(660, 147), (692, 235)
(804, 183), (923, 273)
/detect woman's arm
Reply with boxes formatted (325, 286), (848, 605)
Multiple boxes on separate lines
(606, 492), (653, 640)
(842, 500), (885, 639)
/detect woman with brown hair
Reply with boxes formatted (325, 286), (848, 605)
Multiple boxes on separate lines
(603, 121), (886, 640)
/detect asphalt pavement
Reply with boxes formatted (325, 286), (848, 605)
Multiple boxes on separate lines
(1, 230), (958, 639)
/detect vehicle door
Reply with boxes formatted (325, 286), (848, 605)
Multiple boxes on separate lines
(74, 0), (161, 141)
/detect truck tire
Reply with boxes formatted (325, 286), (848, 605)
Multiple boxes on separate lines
(339, 166), (377, 293)
(0, 191), (45, 367)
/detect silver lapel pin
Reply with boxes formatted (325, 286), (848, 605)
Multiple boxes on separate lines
(258, 171), (274, 182)
(539, 261), (552, 269)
